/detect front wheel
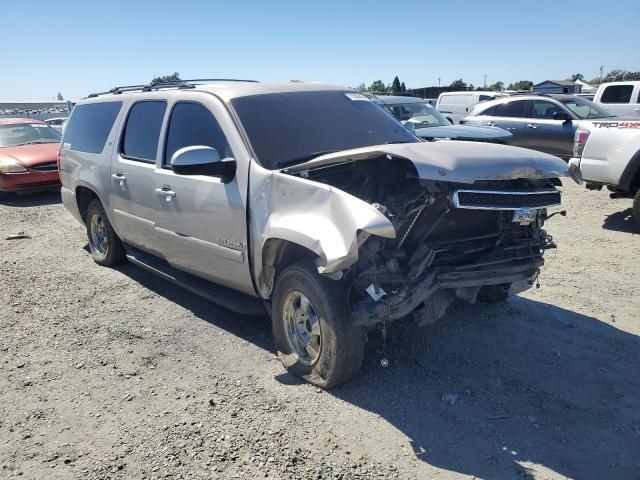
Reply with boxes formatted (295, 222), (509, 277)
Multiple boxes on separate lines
(633, 190), (640, 227)
(272, 261), (365, 389)
(85, 199), (126, 266)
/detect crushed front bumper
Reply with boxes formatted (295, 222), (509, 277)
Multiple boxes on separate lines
(352, 256), (543, 328)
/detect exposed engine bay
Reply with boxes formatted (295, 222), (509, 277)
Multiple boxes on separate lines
(294, 155), (560, 328)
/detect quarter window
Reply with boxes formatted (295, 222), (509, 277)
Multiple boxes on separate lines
(164, 102), (232, 165)
(121, 101), (166, 162)
(601, 85), (633, 104)
(62, 102), (122, 154)
(493, 100), (530, 118)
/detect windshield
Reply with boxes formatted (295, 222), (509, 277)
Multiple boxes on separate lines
(0, 123), (61, 148)
(231, 91), (418, 169)
(383, 101), (450, 127)
(560, 97), (614, 119)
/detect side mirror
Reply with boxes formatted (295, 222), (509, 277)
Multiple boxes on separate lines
(402, 120), (416, 134)
(553, 111), (572, 123)
(170, 146), (236, 182)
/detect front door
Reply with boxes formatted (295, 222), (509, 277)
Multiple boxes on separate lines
(152, 96), (253, 294)
(525, 100), (575, 159)
(109, 100), (167, 254)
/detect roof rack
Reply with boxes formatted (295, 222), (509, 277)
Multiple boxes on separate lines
(88, 78), (258, 98)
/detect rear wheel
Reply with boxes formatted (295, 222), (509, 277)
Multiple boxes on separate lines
(85, 199), (125, 266)
(272, 261), (365, 389)
(633, 191), (640, 227)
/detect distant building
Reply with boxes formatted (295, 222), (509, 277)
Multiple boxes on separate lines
(533, 80), (582, 95)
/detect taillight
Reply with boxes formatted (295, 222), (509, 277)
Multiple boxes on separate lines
(573, 129), (590, 157)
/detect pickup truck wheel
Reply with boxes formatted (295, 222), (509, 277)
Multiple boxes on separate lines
(272, 261), (365, 389)
(633, 191), (640, 227)
(85, 199), (125, 266)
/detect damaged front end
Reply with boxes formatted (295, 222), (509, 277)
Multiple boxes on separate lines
(270, 142), (569, 329)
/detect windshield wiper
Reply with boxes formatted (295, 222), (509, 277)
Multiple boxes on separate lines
(278, 150), (339, 169)
(15, 140), (57, 146)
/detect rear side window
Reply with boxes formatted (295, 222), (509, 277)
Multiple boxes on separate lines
(62, 102), (122, 154)
(493, 100), (530, 118)
(440, 94), (471, 106)
(601, 85), (633, 104)
(164, 102), (231, 165)
(121, 101), (166, 162)
(479, 95), (494, 102)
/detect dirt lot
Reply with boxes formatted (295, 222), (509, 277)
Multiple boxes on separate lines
(1, 181), (639, 480)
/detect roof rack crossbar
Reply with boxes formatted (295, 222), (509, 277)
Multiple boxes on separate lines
(88, 78), (259, 98)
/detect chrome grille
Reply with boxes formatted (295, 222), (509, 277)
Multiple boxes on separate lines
(452, 189), (561, 210)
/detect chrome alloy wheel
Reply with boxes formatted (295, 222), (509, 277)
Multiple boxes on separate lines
(282, 291), (322, 366)
(90, 212), (108, 255)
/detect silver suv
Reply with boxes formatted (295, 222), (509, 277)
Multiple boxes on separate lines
(60, 79), (575, 388)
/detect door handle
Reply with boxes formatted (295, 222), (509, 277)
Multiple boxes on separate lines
(111, 173), (126, 185)
(526, 123), (538, 129)
(155, 186), (176, 202)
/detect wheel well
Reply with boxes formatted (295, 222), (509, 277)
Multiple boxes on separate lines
(76, 187), (98, 223)
(260, 239), (320, 297)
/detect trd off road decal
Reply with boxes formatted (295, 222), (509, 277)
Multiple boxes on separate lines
(591, 121), (640, 129)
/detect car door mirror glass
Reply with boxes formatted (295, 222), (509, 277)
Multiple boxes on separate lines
(170, 146), (236, 181)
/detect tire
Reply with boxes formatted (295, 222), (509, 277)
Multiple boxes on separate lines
(271, 261), (365, 389)
(633, 190), (640, 227)
(478, 283), (511, 303)
(85, 199), (126, 266)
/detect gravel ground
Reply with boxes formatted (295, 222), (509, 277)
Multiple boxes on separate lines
(1, 181), (639, 480)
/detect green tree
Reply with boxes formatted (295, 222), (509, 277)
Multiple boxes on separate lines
(391, 76), (402, 93)
(570, 73), (584, 82)
(400, 82), (406, 92)
(369, 80), (387, 93)
(356, 83), (367, 92)
(450, 79), (467, 89)
(601, 70), (640, 82)
(151, 72), (181, 84)
(488, 81), (504, 92)
(507, 80), (533, 91)
(56, 92), (63, 101)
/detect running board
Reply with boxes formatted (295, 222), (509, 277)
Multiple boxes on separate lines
(125, 248), (266, 315)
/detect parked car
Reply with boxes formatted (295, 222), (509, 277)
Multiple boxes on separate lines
(45, 117), (68, 133)
(593, 81), (640, 117)
(0, 118), (62, 198)
(462, 94), (617, 160)
(436, 91), (507, 124)
(569, 119), (640, 225)
(373, 95), (512, 143)
(60, 80), (574, 388)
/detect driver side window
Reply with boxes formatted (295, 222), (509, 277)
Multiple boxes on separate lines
(531, 100), (563, 120)
(164, 102), (233, 165)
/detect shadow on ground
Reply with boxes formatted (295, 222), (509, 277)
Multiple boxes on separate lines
(0, 190), (61, 207)
(602, 208), (639, 234)
(113, 260), (640, 479)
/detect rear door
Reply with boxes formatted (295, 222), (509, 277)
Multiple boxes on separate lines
(478, 99), (531, 146)
(526, 100), (576, 158)
(151, 93), (253, 294)
(109, 99), (167, 254)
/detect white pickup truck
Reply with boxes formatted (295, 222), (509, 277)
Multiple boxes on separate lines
(593, 81), (640, 117)
(569, 119), (640, 224)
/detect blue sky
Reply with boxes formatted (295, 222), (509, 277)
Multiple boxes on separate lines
(3, 0), (639, 100)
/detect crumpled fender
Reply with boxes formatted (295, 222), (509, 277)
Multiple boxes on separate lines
(249, 163), (395, 298)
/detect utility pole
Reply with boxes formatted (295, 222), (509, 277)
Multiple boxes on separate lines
(600, 65), (604, 82)
(438, 77), (441, 88)
(483, 74), (487, 89)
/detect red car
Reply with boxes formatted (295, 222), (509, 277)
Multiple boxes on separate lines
(0, 118), (62, 197)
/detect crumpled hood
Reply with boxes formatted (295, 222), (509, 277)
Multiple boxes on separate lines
(285, 141), (574, 184)
(0, 143), (59, 167)
(415, 124), (513, 141)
